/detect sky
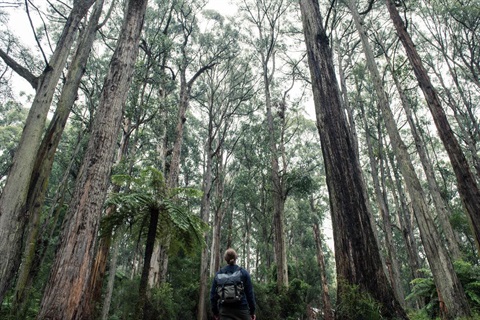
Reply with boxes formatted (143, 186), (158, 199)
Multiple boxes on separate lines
(204, 0), (238, 15)
(5, 0), (239, 98)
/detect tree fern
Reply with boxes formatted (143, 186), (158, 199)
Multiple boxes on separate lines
(101, 166), (206, 253)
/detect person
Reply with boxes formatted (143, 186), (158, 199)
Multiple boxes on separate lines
(210, 248), (256, 320)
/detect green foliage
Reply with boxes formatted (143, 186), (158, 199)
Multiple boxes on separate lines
(253, 278), (310, 320)
(335, 281), (384, 320)
(406, 261), (480, 317)
(102, 167), (206, 254)
(285, 168), (317, 198)
(406, 269), (438, 318)
(108, 253), (201, 320)
(0, 100), (27, 187)
(143, 283), (177, 320)
(254, 282), (282, 318)
(108, 276), (140, 319)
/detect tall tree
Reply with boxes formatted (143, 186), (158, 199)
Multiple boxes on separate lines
(385, 0), (480, 256)
(195, 30), (254, 318)
(311, 200), (334, 320)
(241, 0), (292, 289)
(347, 1), (470, 316)
(149, 0), (218, 286)
(12, 1), (107, 315)
(0, 0), (95, 303)
(298, 0), (407, 318)
(378, 35), (462, 260)
(37, 0), (148, 318)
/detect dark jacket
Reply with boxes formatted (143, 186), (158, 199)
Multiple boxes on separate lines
(210, 264), (256, 316)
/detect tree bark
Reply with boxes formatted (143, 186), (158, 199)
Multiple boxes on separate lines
(311, 211), (333, 320)
(349, 2), (470, 317)
(137, 207), (160, 320)
(386, 0), (480, 257)
(358, 100), (406, 306)
(87, 118), (136, 316)
(210, 151), (227, 277)
(101, 238), (120, 320)
(382, 46), (462, 260)
(197, 115), (214, 320)
(298, 0), (407, 318)
(0, 0), (95, 303)
(37, 0), (148, 318)
(12, 1), (105, 314)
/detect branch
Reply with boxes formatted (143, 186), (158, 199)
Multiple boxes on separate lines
(359, 0), (375, 15)
(97, 0), (116, 30)
(25, 0), (49, 66)
(187, 62), (217, 88)
(325, 0), (336, 31)
(0, 48), (38, 88)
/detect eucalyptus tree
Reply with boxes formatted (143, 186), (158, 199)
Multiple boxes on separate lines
(193, 14), (256, 318)
(385, 0), (480, 258)
(346, 1), (471, 315)
(283, 114), (333, 318)
(417, 0), (480, 181)
(202, 94), (259, 276)
(0, 0), (95, 304)
(86, 1), (180, 304)
(298, 0), (407, 318)
(311, 211), (333, 320)
(149, 0), (225, 285)
(10, 2), (108, 315)
(37, 0), (148, 318)
(228, 114), (272, 281)
(239, 0), (301, 289)
(354, 78), (406, 306)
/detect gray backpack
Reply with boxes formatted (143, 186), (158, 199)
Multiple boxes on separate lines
(215, 267), (245, 304)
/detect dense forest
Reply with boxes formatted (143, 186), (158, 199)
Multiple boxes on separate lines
(0, 0), (479, 319)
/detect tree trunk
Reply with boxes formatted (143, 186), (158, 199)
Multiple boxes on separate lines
(386, 0), (480, 256)
(259, 40), (288, 291)
(349, 2), (470, 317)
(312, 224), (333, 320)
(37, 0), (148, 318)
(298, 0), (407, 318)
(87, 117), (136, 317)
(210, 151), (227, 277)
(383, 48), (462, 260)
(358, 100), (406, 306)
(0, 0), (95, 303)
(12, 1), (105, 314)
(385, 145), (425, 309)
(137, 207), (160, 320)
(434, 63), (480, 181)
(101, 238), (120, 320)
(151, 57), (214, 285)
(311, 204), (333, 320)
(197, 121), (214, 320)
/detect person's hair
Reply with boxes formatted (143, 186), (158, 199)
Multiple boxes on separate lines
(224, 248), (237, 265)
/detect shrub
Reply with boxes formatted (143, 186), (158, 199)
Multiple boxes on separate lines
(253, 278), (310, 320)
(335, 281), (383, 320)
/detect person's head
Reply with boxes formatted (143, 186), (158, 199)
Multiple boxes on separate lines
(224, 248), (238, 265)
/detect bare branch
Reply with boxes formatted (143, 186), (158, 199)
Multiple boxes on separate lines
(187, 63), (217, 89)
(0, 48), (38, 88)
(25, 0), (49, 67)
(97, 0), (116, 30)
(359, 0), (375, 15)
(325, 0), (336, 30)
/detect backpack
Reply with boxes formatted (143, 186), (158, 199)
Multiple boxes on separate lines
(215, 266), (245, 304)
